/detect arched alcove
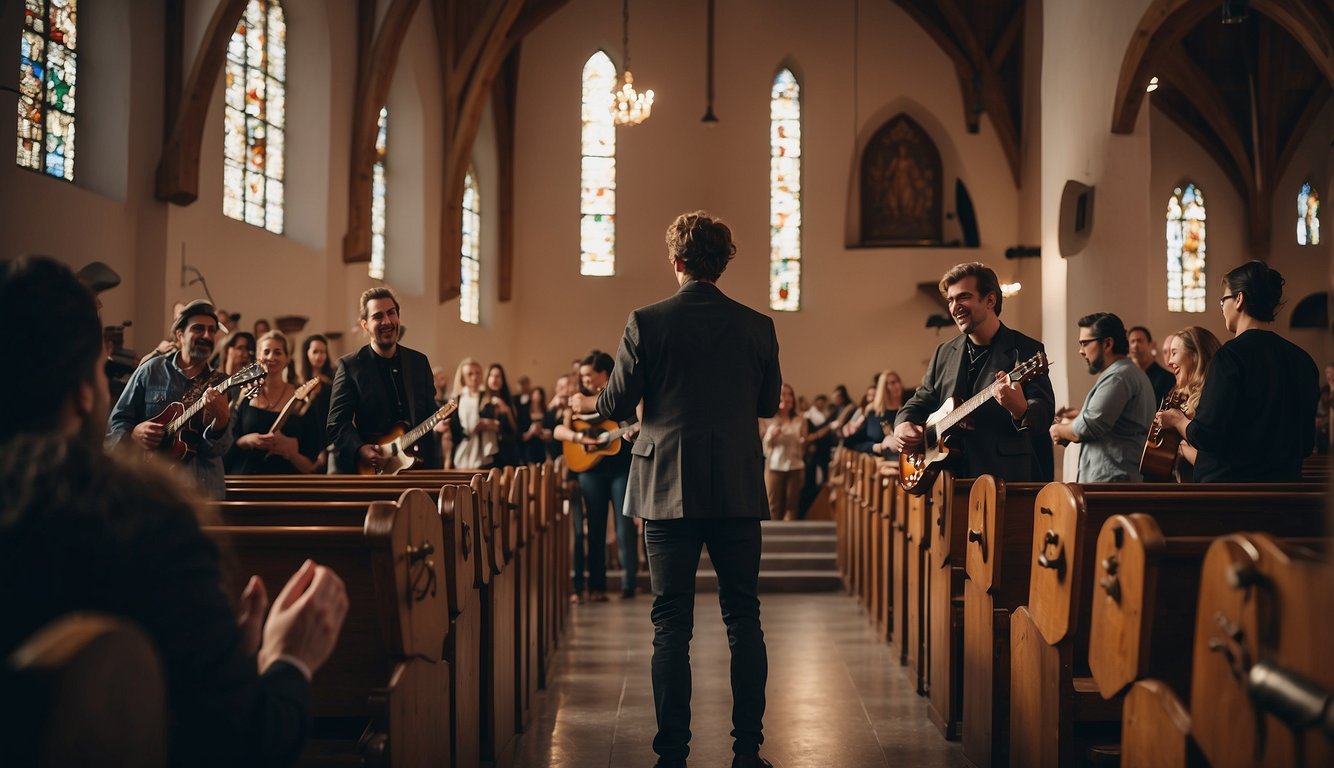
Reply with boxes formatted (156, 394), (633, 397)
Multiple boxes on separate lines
(858, 113), (942, 245)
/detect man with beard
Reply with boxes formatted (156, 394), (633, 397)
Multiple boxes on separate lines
(1049, 312), (1155, 482)
(107, 299), (233, 498)
(2, 256), (349, 766)
(890, 262), (1055, 481)
(326, 287), (440, 473)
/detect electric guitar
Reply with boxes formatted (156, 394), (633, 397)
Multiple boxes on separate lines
(562, 415), (640, 473)
(359, 400), (459, 476)
(147, 363), (266, 462)
(898, 351), (1050, 494)
(1139, 390), (1188, 482)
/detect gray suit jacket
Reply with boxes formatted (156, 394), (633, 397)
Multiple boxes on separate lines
(596, 280), (782, 520)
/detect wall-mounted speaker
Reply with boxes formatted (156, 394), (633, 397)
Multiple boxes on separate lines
(1058, 180), (1095, 257)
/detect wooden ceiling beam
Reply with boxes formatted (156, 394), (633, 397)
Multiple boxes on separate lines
(1251, 0), (1334, 90)
(1274, 82), (1331, 187)
(989, 5), (1024, 71)
(1111, 0), (1215, 134)
(342, 0), (425, 265)
(1157, 47), (1256, 204)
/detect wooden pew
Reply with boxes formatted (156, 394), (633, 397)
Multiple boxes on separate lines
(926, 472), (975, 739)
(204, 489), (451, 766)
(874, 461), (897, 643)
(905, 490), (929, 693)
(3, 613), (167, 768)
(442, 483), (486, 768)
(890, 481), (911, 664)
(1009, 483), (1326, 768)
(961, 476), (1045, 768)
(476, 470), (520, 768)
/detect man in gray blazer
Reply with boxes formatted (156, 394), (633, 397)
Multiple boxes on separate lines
(574, 211), (780, 768)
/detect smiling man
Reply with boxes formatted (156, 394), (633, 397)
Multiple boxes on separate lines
(326, 286), (440, 473)
(107, 299), (233, 498)
(890, 262), (1055, 481)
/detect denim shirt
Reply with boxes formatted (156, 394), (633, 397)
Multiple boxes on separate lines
(1071, 357), (1156, 482)
(107, 354), (233, 499)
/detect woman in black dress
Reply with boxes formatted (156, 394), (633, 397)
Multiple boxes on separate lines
(226, 331), (322, 474)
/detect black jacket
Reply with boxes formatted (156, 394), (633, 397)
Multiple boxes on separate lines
(326, 345), (440, 474)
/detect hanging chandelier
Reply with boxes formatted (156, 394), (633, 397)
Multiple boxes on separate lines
(613, 0), (654, 126)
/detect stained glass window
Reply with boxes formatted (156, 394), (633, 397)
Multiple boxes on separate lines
(224, 0), (286, 233)
(460, 168), (481, 324)
(580, 51), (617, 276)
(1165, 184), (1206, 313)
(16, 0), (78, 180)
(770, 68), (801, 312)
(1297, 182), (1321, 246)
(368, 107), (388, 280)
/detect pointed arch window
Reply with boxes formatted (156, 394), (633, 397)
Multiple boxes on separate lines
(770, 67), (801, 311)
(1297, 182), (1320, 246)
(16, 0), (78, 180)
(460, 168), (481, 325)
(580, 51), (617, 276)
(368, 107), (388, 280)
(1165, 183), (1206, 313)
(224, 0), (287, 233)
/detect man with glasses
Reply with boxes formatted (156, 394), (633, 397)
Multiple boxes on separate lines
(107, 299), (234, 498)
(890, 262), (1055, 481)
(1049, 312), (1155, 481)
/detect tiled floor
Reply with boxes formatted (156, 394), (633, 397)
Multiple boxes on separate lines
(511, 592), (967, 768)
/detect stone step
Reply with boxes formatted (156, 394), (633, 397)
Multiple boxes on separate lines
(606, 570), (843, 594)
(701, 551), (835, 571)
(757, 534), (836, 552)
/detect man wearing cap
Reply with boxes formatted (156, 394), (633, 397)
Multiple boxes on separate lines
(107, 299), (234, 498)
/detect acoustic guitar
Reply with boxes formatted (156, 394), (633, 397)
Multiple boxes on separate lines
(359, 400), (459, 476)
(898, 351), (1050, 495)
(147, 362), (266, 462)
(562, 416), (640, 474)
(1139, 390), (1188, 482)
(262, 377), (322, 457)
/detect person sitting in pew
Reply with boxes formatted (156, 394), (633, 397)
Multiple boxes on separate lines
(845, 369), (906, 458)
(1159, 261), (1319, 481)
(1160, 326), (1221, 481)
(0, 255), (349, 767)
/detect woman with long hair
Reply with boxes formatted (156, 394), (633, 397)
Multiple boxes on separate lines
(485, 363), (521, 467)
(447, 358), (513, 469)
(219, 331), (255, 376)
(1161, 326), (1221, 480)
(847, 370), (907, 456)
(762, 383), (807, 520)
(225, 331), (322, 474)
(298, 334), (334, 472)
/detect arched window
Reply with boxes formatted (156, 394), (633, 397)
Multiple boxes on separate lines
(16, 0), (78, 180)
(460, 167), (481, 325)
(224, 0), (286, 233)
(368, 107), (388, 280)
(1297, 182), (1321, 246)
(580, 51), (617, 276)
(770, 68), (802, 311)
(1165, 183), (1207, 313)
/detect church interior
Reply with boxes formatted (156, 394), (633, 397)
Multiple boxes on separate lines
(3, 0), (1334, 766)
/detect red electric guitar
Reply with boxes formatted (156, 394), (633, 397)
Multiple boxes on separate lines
(147, 363), (266, 462)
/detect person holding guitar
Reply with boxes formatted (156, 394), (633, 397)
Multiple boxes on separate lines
(1152, 326), (1221, 481)
(563, 350), (640, 601)
(889, 262), (1055, 485)
(326, 287), (440, 474)
(226, 331), (323, 475)
(107, 299), (234, 498)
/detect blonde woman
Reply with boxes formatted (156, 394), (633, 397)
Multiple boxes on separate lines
(447, 357), (505, 469)
(847, 370), (907, 456)
(226, 331), (321, 474)
(1161, 326), (1221, 481)
(762, 383), (807, 520)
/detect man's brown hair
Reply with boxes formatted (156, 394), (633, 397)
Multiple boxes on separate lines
(939, 262), (1003, 315)
(665, 211), (736, 282)
(358, 286), (400, 321)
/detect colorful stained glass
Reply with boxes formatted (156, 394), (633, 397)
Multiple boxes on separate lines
(16, 0), (77, 180)
(770, 68), (801, 312)
(580, 51), (617, 276)
(224, 0), (286, 234)
(1165, 184), (1206, 313)
(460, 168), (481, 324)
(1298, 182), (1321, 246)
(369, 107), (388, 280)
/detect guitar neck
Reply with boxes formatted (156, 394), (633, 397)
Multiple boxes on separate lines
(400, 402), (458, 449)
(167, 381), (225, 435)
(937, 379), (1004, 434)
(267, 397), (300, 436)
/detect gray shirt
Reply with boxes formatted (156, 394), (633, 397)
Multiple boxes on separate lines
(1071, 357), (1156, 482)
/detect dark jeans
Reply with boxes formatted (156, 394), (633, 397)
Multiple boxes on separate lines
(644, 517), (766, 761)
(573, 465), (633, 593)
(796, 455), (828, 520)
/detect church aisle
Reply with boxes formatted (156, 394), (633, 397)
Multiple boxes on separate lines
(512, 592), (966, 768)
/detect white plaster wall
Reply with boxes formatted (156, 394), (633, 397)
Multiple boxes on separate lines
(511, 0), (1030, 397)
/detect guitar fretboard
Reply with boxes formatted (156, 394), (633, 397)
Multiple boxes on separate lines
(936, 378), (1007, 435)
(402, 401), (459, 448)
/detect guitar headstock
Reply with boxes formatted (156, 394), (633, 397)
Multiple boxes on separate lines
(1008, 351), (1050, 385)
(227, 362), (267, 389)
(294, 377), (322, 401)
